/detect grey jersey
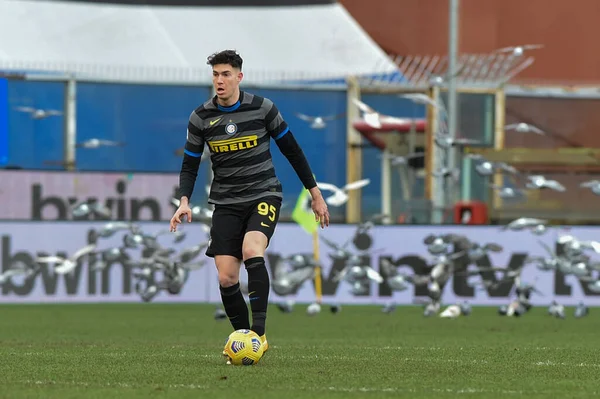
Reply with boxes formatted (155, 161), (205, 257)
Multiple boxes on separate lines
(183, 91), (289, 205)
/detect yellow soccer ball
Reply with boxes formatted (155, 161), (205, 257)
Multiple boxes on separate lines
(223, 329), (264, 366)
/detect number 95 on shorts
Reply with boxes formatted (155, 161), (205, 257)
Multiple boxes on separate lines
(247, 196), (282, 242)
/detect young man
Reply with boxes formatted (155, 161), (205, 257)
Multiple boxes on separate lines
(169, 50), (329, 354)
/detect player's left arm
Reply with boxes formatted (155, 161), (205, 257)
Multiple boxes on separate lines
(264, 99), (329, 227)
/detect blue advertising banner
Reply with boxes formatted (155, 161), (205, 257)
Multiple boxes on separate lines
(0, 78), (8, 166)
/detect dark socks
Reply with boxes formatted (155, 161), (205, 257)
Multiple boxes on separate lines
(245, 257), (270, 336)
(219, 282), (250, 331)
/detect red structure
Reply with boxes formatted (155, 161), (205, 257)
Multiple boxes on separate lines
(352, 119), (427, 150)
(453, 201), (488, 225)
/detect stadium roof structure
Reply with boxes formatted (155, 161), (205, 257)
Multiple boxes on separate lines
(0, 0), (398, 85)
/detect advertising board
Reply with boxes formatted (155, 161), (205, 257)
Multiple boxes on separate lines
(0, 222), (598, 306)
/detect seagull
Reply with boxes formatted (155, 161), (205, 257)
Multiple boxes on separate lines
(574, 301), (589, 318)
(398, 93), (446, 111)
(526, 175), (566, 192)
(580, 180), (600, 195)
(488, 184), (525, 199)
(76, 139), (125, 149)
(494, 45), (544, 56)
(36, 244), (97, 275)
(95, 222), (139, 238)
(475, 160), (518, 177)
(14, 106), (63, 119)
(352, 99), (412, 129)
(380, 151), (425, 166)
(439, 304), (462, 319)
(0, 267), (34, 286)
(71, 201), (112, 218)
(294, 112), (345, 129)
(503, 217), (548, 232)
(504, 123), (546, 135)
(170, 198), (213, 221)
(431, 167), (460, 181)
(316, 179), (370, 207)
(435, 134), (481, 148)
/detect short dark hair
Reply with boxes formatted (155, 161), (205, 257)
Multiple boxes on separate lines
(207, 50), (243, 70)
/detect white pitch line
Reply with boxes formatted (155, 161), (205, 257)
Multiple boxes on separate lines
(16, 351), (600, 369)
(402, 357), (489, 365)
(400, 356), (600, 369)
(534, 360), (600, 368)
(366, 346), (570, 351)
(20, 380), (592, 396)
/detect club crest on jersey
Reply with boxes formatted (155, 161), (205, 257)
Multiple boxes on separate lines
(225, 122), (238, 135)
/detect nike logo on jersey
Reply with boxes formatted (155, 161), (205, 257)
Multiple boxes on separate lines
(209, 117), (222, 126)
(260, 222), (270, 228)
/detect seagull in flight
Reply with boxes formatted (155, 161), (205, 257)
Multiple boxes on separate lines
(352, 99), (412, 129)
(494, 45), (544, 56)
(381, 152), (425, 167)
(505, 123), (545, 135)
(580, 180), (600, 195)
(36, 244), (97, 275)
(526, 175), (566, 192)
(316, 179), (371, 207)
(15, 106), (63, 120)
(398, 93), (446, 111)
(76, 139), (125, 149)
(295, 112), (345, 129)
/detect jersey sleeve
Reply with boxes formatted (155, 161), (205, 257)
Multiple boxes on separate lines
(263, 98), (289, 140)
(178, 110), (205, 200)
(184, 110), (205, 157)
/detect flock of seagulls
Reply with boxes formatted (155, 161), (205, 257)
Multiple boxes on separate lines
(0, 204), (212, 301)
(462, 152), (600, 202)
(13, 106), (126, 159)
(15, 43), (592, 319)
(2, 200), (596, 320)
(255, 214), (596, 320)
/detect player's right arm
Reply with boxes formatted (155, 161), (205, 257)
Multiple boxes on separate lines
(170, 110), (205, 231)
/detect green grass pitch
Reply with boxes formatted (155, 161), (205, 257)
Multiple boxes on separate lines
(0, 303), (599, 398)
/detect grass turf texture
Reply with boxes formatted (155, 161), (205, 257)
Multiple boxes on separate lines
(0, 304), (599, 399)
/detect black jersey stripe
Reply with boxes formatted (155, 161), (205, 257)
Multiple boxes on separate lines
(184, 140), (203, 155)
(212, 148), (273, 168)
(209, 184), (282, 202)
(264, 103), (278, 126)
(212, 177), (280, 194)
(213, 168), (277, 186)
(215, 158), (275, 179)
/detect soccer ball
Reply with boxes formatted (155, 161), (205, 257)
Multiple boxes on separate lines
(223, 329), (264, 366)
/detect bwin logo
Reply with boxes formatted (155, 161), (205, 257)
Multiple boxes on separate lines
(31, 180), (179, 221)
(0, 234), (138, 297)
(266, 246), (600, 298)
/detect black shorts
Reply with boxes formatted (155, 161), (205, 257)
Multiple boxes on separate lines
(206, 196), (282, 260)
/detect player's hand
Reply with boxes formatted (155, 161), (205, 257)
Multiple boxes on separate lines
(170, 203), (192, 232)
(310, 190), (330, 229)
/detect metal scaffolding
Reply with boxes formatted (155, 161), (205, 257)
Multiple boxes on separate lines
(346, 49), (535, 224)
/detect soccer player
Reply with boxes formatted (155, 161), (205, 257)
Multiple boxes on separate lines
(169, 50), (330, 353)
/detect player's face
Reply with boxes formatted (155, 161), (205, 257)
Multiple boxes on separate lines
(212, 64), (243, 105)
